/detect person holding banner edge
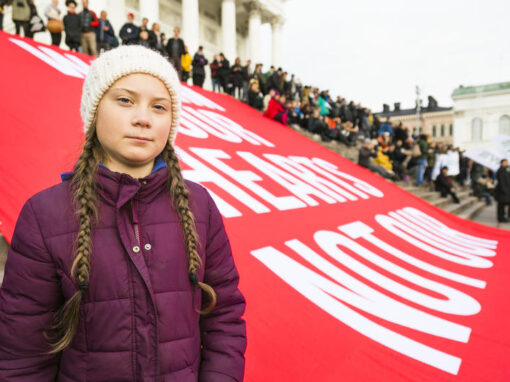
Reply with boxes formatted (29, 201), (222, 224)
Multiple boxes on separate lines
(0, 45), (246, 381)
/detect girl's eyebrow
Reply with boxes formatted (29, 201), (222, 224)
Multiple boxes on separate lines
(112, 87), (171, 103)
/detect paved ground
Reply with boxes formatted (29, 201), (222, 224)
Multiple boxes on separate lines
(471, 203), (510, 230)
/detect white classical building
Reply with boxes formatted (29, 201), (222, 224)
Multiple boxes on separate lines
(452, 82), (510, 151)
(2, 0), (286, 66)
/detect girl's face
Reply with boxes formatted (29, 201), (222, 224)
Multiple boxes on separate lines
(95, 73), (172, 178)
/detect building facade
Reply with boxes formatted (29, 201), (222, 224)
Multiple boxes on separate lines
(376, 97), (454, 144)
(452, 81), (510, 151)
(2, 0), (285, 66)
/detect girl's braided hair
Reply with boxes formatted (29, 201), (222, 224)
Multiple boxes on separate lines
(46, 126), (216, 354)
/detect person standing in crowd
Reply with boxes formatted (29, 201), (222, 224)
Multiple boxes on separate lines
(379, 117), (394, 136)
(241, 59), (251, 101)
(152, 22), (164, 54)
(12, 0), (31, 37)
(79, 0), (98, 57)
(139, 17), (155, 49)
(191, 46), (208, 87)
(165, 27), (185, 80)
(44, 0), (63, 46)
(181, 45), (192, 83)
(63, 0), (80, 51)
(415, 134), (429, 185)
(137, 29), (150, 48)
(217, 53), (230, 93)
(230, 57), (244, 99)
(495, 158), (510, 222)
(119, 12), (138, 45)
(96, 10), (116, 52)
(210, 55), (221, 92)
(435, 166), (460, 203)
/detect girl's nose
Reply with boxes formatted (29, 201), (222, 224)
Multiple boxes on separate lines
(132, 107), (152, 128)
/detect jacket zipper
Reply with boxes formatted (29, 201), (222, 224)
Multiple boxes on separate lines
(131, 200), (141, 247)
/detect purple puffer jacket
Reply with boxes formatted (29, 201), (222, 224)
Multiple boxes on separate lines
(0, 165), (246, 381)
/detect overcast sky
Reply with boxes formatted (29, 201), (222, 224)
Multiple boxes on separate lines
(260, 0), (510, 112)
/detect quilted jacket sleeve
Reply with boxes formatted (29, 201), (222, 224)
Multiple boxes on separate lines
(199, 192), (247, 382)
(0, 199), (62, 380)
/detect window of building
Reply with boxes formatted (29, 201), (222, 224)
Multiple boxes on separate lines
(449, 124), (453, 136)
(471, 118), (483, 142)
(432, 125), (436, 137)
(440, 124), (445, 137)
(500, 115), (510, 135)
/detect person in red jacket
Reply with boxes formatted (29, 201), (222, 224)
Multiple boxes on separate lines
(0, 45), (246, 381)
(264, 92), (288, 125)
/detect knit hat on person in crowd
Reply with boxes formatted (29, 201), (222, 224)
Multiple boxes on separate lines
(80, 45), (181, 144)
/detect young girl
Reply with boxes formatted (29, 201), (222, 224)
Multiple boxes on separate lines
(0, 46), (246, 381)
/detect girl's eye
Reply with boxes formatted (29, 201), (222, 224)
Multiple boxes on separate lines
(154, 105), (167, 111)
(118, 97), (131, 104)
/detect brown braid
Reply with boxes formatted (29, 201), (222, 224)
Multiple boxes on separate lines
(46, 127), (103, 354)
(160, 142), (217, 314)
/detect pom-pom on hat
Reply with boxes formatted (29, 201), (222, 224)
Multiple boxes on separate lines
(81, 45), (181, 144)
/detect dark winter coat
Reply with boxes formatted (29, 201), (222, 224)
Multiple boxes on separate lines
(119, 22), (139, 45)
(63, 12), (81, 45)
(192, 53), (208, 76)
(79, 8), (98, 33)
(435, 172), (453, 194)
(495, 165), (510, 203)
(165, 38), (185, 59)
(0, 165), (246, 381)
(358, 146), (377, 168)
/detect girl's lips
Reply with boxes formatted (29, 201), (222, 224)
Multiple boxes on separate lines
(127, 136), (152, 142)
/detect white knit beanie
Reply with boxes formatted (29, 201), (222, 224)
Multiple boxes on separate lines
(81, 45), (181, 144)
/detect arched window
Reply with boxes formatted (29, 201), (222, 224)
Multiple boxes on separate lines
(432, 125), (437, 137)
(500, 115), (510, 135)
(440, 124), (445, 137)
(471, 118), (483, 142)
(449, 124), (453, 136)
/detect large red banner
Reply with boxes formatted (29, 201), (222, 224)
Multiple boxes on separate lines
(1, 32), (509, 381)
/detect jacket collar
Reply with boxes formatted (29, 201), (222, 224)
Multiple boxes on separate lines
(61, 157), (169, 208)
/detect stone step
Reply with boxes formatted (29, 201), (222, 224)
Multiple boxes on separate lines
(444, 196), (479, 215)
(458, 200), (489, 220)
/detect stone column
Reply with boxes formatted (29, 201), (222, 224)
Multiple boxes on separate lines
(139, 0), (159, 24)
(182, 0), (200, 54)
(271, 16), (284, 68)
(221, 0), (237, 61)
(247, 1), (262, 64)
(106, 0), (126, 37)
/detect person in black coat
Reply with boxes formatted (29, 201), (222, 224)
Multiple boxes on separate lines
(217, 53), (230, 93)
(165, 27), (185, 80)
(495, 159), (510, 222)
(435, 166), (460, 203)
(230, 57), (244, 99)
(119, 12), (138, 45)
(63, 0), (81, 51)
(247, 81), (263, 111)
(191, 46), (208, 87)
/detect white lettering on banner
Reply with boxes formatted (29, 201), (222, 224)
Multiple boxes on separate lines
(251, 245), (463, 375)
(376, 214), (493, 268)
(9, 38), (88, 78)
(189, 148), (305, 211)
(237, 152), (338, 207)
(176, 147), (256, 217)
(388, 211), (496, 258)
(178, 147), (387, 217)
(250, 207), (498, 375)
(180, 86), (225, 111)
(339, 221), (486, 289)
(400, 207), (498, 249)
(178, 106), (274, 147)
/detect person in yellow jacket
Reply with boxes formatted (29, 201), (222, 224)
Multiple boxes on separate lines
(374, 143), (393, 171)
(181, 45), (192, 83)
